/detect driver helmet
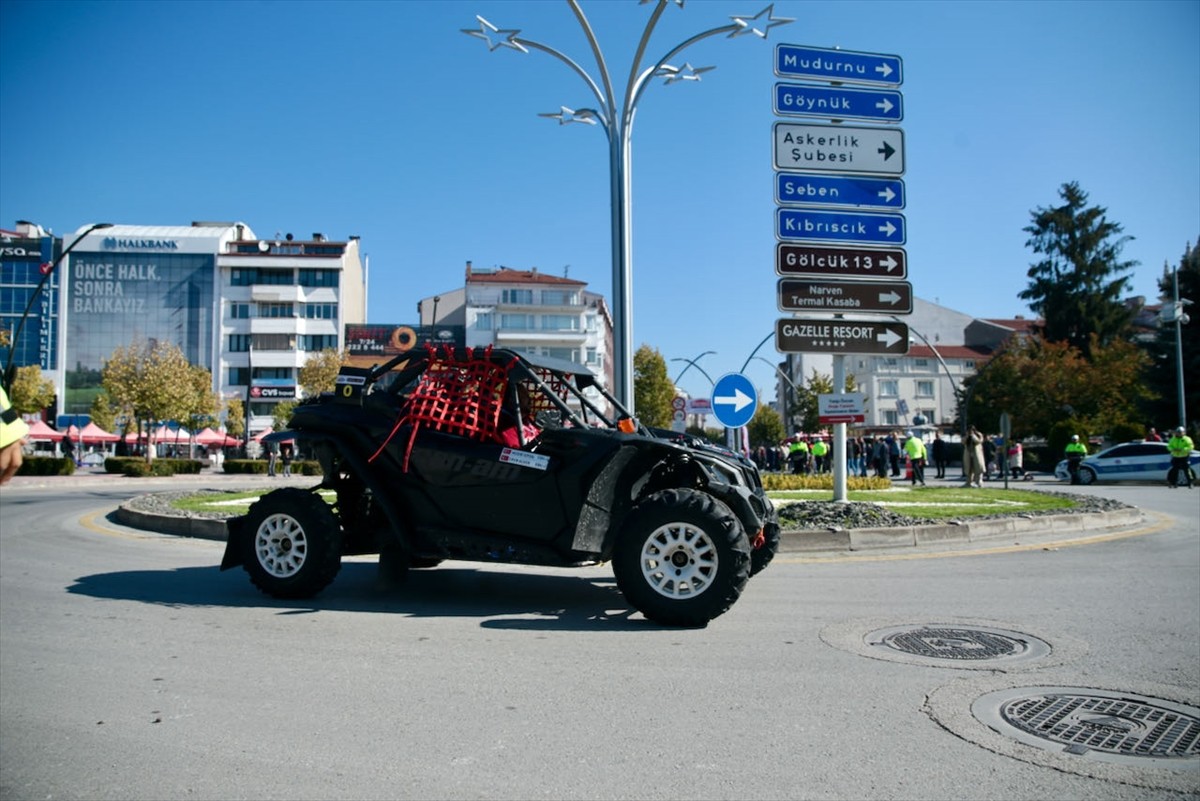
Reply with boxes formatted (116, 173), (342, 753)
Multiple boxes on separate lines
(1071, 435), (1079, 441)
(1178, 426), (1187, 435)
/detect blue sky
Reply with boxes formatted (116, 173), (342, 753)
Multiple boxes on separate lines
(1, 0), (1197, 403)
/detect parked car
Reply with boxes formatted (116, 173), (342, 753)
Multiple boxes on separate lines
(1054, 440), (1200, 485)
(221, 346), (778, 626)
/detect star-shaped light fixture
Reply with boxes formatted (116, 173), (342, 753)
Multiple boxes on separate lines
(537, 106), (600, 126)
(461, 16), (527, 52)
(728, 4), (793, 38)
(656, 62), (716, 85)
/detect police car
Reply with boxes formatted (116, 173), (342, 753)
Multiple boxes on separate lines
(1054, 440), (1200, 485)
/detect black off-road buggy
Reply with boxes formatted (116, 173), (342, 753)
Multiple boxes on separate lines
(221, 346), (778, 626)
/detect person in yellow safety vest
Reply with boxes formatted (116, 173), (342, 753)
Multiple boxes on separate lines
(811, 437), (828, 473)
(1166, 426), (1195, 489)
(1064, 434), (1088, 484)
(903, 430), (927, 486)
(0, 384), (31, 485)
(786, 435), (809, 475)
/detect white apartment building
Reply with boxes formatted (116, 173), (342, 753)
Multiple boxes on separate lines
(417, 261), (614, 391)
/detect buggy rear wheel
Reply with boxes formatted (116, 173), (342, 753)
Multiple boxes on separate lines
(613, 488), (751, 627)
(241, 488), (342, 599)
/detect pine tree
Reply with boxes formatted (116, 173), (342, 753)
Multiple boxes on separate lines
(1018, 182), (1136, 358)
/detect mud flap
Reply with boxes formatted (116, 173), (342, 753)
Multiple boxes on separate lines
(220, 515), (248, 571)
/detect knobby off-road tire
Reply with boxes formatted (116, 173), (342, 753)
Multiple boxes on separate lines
(242, 488), (343, 599)
(613, 488), (751, 627)
(750, 521), (781, 576)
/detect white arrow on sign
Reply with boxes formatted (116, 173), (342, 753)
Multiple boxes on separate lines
(881, 255), (900, 272)
(714, 387), (754, 413)
(876, 63), (893, 79)
(875, 98), (894, 114)
(879, 290), (903, 305)
(879, 221), (897, 237)
(877, 187), (896, 203)
(877, 328), (904, 348)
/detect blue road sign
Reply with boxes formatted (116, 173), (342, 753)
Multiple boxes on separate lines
(710, 373), (757, 429)
(775, 44), (903, 87)
(776, 173), (904, 210)
(774, 83), (902, 123)
(776, 208), (906, 246)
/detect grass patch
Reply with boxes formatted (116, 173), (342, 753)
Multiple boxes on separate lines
(172, 490), (335, 516)
(767, 486), (1075, 520)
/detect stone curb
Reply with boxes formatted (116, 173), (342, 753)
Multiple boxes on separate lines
(113, 494), (1146, 555)
(779, 507), (1145, 553)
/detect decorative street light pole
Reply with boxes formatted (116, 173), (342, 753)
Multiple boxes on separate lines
(672, 349), (715, 386)
(463, 1), (791, 409)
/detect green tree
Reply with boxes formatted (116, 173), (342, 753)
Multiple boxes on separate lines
(223, 399), (246, 440)
(791, 369), (860, 433)
(963, 335), (1150, 440)
(1018, 181), (1136, 358)
(633, 344), (674, 428)
(88, 393), (117, 432)
(1141, 240), (1199, 432)
(272, 400), (298, 431)
(299, 348), (347, 397)
(102, 340), (196, 460)
(8, 365), (56, 416)
(183, 364), (220, 432)
(746, 402), (785, 448)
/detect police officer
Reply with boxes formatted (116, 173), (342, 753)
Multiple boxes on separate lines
(1166, 426), (1195, 489)
(1065, 434), (1088, 485)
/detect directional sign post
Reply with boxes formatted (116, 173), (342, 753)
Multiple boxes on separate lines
(775, 44), (902, 87)
(776, 243), (906, 279)
(774, 122), (904, 176)
(777, 208), (905, 246)
(775, 319), (910, 355)
(778, 279), (913, 314)
(710, 373), (757, 429)
(776, 173), (904, 210)
(774, 83), (902, 123)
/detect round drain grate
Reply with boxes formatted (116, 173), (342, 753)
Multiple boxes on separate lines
(867, 624), (1051, 665)
(973, 687), (1200, 769)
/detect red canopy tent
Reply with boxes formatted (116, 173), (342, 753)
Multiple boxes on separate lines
(195, 427), (241, 447)
(69, 422), (120, 445)
(25, 420), (64, 441)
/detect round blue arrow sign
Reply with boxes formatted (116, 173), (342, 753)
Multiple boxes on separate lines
(710, 373), (758, 428)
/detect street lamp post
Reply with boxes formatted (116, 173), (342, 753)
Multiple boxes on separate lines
(672, 350), (715, 386)
(3, 222), (112, 392)
(463, 1), (791, 409)
(894, 317), (960, 433)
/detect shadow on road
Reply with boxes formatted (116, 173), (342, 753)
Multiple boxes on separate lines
(65, 562), (670, 631)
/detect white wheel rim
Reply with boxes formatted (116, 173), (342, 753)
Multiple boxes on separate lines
(255, 514), (309, 578)
(638, 522), (717, 599)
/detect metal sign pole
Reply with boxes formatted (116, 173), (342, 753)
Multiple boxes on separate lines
(833, 353), (848, 502)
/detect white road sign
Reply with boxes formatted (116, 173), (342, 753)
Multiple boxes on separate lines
(773, 122), (905, 176)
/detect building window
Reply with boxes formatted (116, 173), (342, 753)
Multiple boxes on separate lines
(257, 302), (294, 318)
(500, 314), (534, 330)
(883, 357), (898, 367)
(964, 360), (976, 369)
(230, 268), (293, 286)
(585, 314), (598, 333)
(228, 334), (251, 352)
(228, 366), (250, 385)
(303, 303), (337, 319)
(298, 269), (338, 287)
(545, 347), (579, 363)
(913, 358), (929, 368)
(916, 380), (935, 397)
(253, 367), (292, 380)
(541, 314), (578, 331)
(229, 302), (251, 319)
(299, 334), (337, 351)
(253, 334), (295, 351)
(879, 379), (899, 397)
(502, 289), (533, 305)
(540, 289), (577, 306)
(474, 312), (493, 331)
(882, 410), (898, 425)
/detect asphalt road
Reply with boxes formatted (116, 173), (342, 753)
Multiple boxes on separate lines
(0, 478), (1196, 801)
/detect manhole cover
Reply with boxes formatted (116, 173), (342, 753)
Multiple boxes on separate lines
(973, 687), (1200, 769)
(867, 624), (1051, 665)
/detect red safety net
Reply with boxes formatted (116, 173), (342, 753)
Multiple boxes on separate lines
(369, 346), (516, 470)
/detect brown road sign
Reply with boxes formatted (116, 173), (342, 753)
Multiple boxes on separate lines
(776, 318), (910, 354)
(778, 279), (912, 314)
(776, 243), (906, 278)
